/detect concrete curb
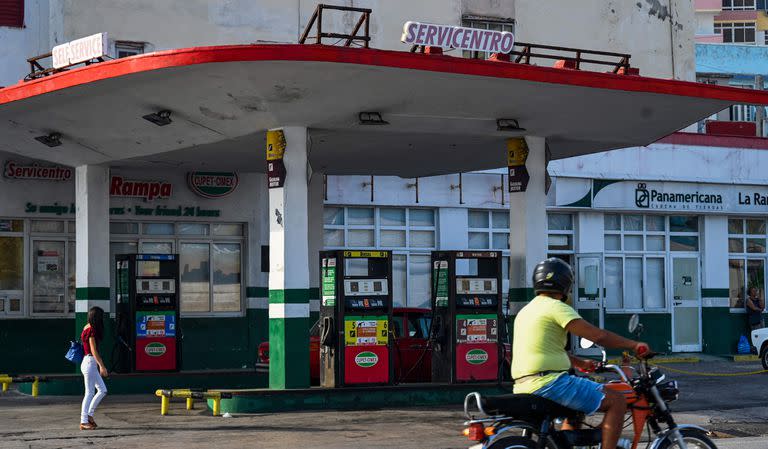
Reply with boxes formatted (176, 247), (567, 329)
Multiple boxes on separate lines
(733, 355), (760, 362)
(606, 356), (700, 364)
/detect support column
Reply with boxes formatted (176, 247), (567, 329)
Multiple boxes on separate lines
(308, 172), (324, 327)
(508, 136), (548, 315)
(246, 173), (269, 358)
(267, 127), (310, 389)
(75, 165), (111, 344)
(701, 216), (732, 354)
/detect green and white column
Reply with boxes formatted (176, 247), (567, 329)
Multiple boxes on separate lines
(267, 126), (311, 389)
(247, 173), (269, 358)
(75, 165), (111, 345)
(508, 136), (548, 316)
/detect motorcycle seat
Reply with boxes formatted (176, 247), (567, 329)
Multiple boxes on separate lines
(480, 394), (582, 420)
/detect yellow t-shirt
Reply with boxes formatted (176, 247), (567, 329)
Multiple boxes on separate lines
(512, 295), (582, 394)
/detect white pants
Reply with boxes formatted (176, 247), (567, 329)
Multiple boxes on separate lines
(80, 355), (107, 424)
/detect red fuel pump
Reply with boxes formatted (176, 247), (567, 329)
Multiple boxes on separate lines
(319, 250), (394, 387)
(431, 251), (503, 383)
(114, 254), (180, 372)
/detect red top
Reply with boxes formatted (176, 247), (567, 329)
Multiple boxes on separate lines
(81, 326), (101, 356)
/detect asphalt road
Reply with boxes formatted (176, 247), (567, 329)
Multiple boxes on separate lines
(0, 360), (766, 449)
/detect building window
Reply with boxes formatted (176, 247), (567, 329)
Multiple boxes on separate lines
(467, 210), (510, 302)
(728, 217), (767, 310)
(323, 206), (437, 308)
(461, 17), (514, 59)
(714, 22), (756, 43)
(547, 213), (574, 252)
(0, 0), (24, 28)
(110, 221), (245, 316)
(0, 219), (24, 316)
(603, 214), (699, 312)
(722, 0), (756, 10)
(114, 41), (145, 58)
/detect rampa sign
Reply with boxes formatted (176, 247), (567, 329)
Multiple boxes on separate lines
(401, 21), (514, 54)
(52, 33), (109, 69)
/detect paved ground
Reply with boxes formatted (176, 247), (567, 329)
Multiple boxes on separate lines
(1, 360), (766, 449)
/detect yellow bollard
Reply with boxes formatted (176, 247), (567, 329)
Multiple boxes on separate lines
(2, 382), (8, 392)
(31, 377), (39, 398)
(161, 394), (169, 416)
(212, 398), (220, 417)
(186, 397), (194, 410)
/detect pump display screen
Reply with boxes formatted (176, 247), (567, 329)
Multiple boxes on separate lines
(456, 278), (497, 294)
(344, 279), (388, 296)
(136, 279), (175, 294)
(137, 260), (161, 277)
(345, 298), (386, 309)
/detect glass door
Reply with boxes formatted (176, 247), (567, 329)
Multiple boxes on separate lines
(573, 254), (603, 355)
(671, 256), (702, 352)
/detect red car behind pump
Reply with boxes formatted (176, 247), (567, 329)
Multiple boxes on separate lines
(256, 307), (511, 384)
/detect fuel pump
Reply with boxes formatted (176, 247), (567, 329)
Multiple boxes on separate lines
(431, 251), (503, 383)
(114, 254), (180, 372)
(319, 250), (393, 387)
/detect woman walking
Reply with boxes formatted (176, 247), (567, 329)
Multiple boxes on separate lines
(80, 306), (108, 430)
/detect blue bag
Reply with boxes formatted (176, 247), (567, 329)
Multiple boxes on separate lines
(737, 335), (751, 355)
(65, 340), (84, 364)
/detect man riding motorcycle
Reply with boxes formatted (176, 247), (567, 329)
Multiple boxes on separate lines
(512, 258), (651, 449)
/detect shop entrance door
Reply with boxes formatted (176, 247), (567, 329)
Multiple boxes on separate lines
(671, 256), (701, 352)
(573, 254), (603, 355)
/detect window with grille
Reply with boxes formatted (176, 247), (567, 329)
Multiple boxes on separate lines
(714, 22), (756, 43)
(0, 0), (23, 28)
(461, 17), (514, 59)
(323, 206), (437, 308)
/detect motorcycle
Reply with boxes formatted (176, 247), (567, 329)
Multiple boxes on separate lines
(461, 315), (717, 449)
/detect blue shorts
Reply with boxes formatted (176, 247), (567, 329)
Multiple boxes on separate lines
(533, 373), (605, 415)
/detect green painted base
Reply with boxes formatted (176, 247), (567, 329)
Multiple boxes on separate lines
(16, 370), (268, 396)
(210, 383), (513, 413)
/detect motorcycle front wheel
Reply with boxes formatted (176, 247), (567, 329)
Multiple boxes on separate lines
(656, 428), (718, 449)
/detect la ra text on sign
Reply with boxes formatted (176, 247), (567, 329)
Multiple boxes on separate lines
(401, 22), (514, 54)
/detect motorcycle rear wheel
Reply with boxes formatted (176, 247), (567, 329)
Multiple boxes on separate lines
(656, 428), (718, 449)
(485, 436), (540, 449)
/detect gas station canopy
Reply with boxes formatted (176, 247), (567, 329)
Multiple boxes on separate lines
(1, 44), (768, 176)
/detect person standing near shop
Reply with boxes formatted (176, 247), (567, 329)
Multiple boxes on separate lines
(79, 306), (108, 430)
(746, 287), (765, 331)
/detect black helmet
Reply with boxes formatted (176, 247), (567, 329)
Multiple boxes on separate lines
(532, 257), (574, 295)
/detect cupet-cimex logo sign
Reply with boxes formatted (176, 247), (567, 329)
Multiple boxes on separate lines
(635, 183), (650, 208)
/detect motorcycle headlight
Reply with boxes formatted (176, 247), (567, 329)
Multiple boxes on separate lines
(658, 380), (679, 402)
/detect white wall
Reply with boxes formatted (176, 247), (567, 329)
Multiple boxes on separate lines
(515, 0), (695, 80)
(549, 143), (768, 186)
(2, 1), (693, 87)
(0, 0), (52, 87)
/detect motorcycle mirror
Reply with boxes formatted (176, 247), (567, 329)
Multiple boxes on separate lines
(628, 314), (640, 334)
(579, 338), (595, 349)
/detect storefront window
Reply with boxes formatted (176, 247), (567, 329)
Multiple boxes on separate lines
(143, 223), (174, 235)
(31, 220), (64, 233)
(603, 214), (685, 311)
(548, 213), (574, 252)
(180, 243), (211, 313)
(213, 224), (243, 236)
(212, 243), (241, 312)
(111, 222), (139, 234)
(323, 206), (437, 306)
(0, 236), (24, 291)
(728, 217), (767, 310)
(469, 210), (510, 250)
(178, 223), (209, 235)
